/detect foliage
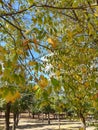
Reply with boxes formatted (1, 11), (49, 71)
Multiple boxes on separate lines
(0, 1), (98, 129)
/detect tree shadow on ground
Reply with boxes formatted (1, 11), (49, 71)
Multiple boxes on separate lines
(17, 124), (48, 129)
(17, 124), (77, 130)
(0, 122), (4, 125)
(21, 119), (81, 126)
(17, 122), (81, 130)
(68, 126), (81, 129)
(17, 124), (51, 129)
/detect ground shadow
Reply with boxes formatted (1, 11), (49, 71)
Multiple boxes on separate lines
(17, 123), (49, 129)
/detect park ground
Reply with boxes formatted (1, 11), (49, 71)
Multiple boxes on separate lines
(0, 113), (97, 130)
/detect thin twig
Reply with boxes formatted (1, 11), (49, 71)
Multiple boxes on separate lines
(0, 23), (15, 43)
(1, 16), (24, 31)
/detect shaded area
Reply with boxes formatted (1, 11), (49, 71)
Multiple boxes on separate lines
(16, 119), (82, 130)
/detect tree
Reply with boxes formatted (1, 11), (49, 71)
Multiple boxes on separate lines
(11, 87), (35, 130)
(48, 34), (98, 129)
(0, 0), (98, 130)
(48, 33), (98, 123)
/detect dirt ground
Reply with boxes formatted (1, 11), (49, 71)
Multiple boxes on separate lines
(0, 113), (97, 130)
(16, 118), (96, 130)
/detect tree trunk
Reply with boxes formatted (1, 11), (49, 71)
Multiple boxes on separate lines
(28, 110), (32, 117)
(13, 112), (19, 130)
(32, 112), (35, 119)
(5, 102), (11, 130)
(42, 112), (44, 122)
(58, 113), (60, 130)
(48, 113), (50, 125)
(16, 112), (19, 126)
(38, 113), (40, 120)
(13, 112), (16, 130)
(80, 112), (86, 130)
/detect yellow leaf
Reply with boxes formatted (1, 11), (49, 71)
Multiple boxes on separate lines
(55, 71), (60, 77)
(33, 85), (39, 91)
(58, 63), (63, 69)
(5, 91), (20, 103)
(14, 91), (21, 99)
(16, 49), (24, 55)
(29, 61), (37, 66)
(93, 101), (97, 107)
(81, 67), (87, 73)
(22, 39), (30, 46)
(94, 13), (98, 17)
(33, 38), (38, 48)
(38, 76), (48, 88)
(67, 30), (73, 41)
(94, 6), (98, 16)
(88, 23), (94, 35)
(47, 38), (57, 48)
(0, 46), (6, 53)
(0, 70), (3, 75)
(84, 82), (89, 87)
(33, 38), (37, 44)
(74, 74), (81, 81)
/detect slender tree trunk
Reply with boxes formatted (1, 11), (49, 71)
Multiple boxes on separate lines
(80, 112), (86, 130)
(13, 111), (19, 130)
(13, 112), (16, 130)
(5, 102), (11, 130)
(42, 112), (44, 122)
(48, 113), (50, 125)
(16, 112), (19, 126)
(45, 113), (47, 119)
(32, 112), (35, 119)
(53, 113), (55, 119)
(28, 110), (32, 117)
(58, 113), (60, 130)
(13, 112), (19, 130)
(38, 113), (40, 120)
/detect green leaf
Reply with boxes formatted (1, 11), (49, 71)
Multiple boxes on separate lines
(28, 0), (34, 5)
(0, 64), (2, 71)
(51, 78), (59, 87)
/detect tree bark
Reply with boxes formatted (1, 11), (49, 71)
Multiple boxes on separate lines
(58, 113), (60, 130)
(42, 112), (44, 122)
(80, 112), (86, 130)
(32, 112), (35, 119)
(48, 113), (50, 125)
(13, 111), (19, 130)
(5, 102), (11, 130)
(13, 112), (16, 130)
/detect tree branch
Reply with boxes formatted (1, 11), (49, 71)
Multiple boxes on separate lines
(0, 4), (35, 17)
(1, 3), (98, 17)
(58, 12), (77, 21)
(1, 16), (24, 31)
(0, 23), (15, 43)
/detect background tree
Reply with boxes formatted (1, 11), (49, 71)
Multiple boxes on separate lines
(48, 36), (98, 129)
